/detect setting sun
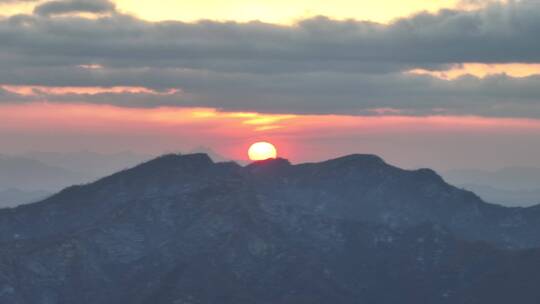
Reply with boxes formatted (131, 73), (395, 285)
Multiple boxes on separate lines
(248, 142), (277, 161)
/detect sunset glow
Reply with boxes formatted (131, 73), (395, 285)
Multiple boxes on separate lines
(0, 0), (539, 171)
(1, 102), (540, 169)
(407, 63), (540, 80)
(104, 0), (464, 24)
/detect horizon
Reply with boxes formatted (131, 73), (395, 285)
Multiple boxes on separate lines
(5, 147), (540, 172)
(3, 148), (540, 208)
(1, 0), (540, 207)
(1, 0), (540, 173)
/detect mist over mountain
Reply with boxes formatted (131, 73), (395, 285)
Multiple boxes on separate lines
(0, 155), (88, 192)
(444, 167), (540, 191)
(22, 151), (153, 181)
(0, 152), (152, 207)
(1, 153), (540, 303)
(458, 184), (540, 207)
(0, 188), (50, 208)
(442, 167), (540, 207)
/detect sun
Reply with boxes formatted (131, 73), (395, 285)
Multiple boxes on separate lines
(248, 142), (277, 161)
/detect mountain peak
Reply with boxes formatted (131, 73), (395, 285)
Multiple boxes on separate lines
(247, 157), (291, 166)
(329, 153), (385, 164)
(414, 168), (446, 184)
(318, 153), (388, 170)
(140, 153), (213, 168)
(103, 153), (214, 181)
(245, 157), (291, 175)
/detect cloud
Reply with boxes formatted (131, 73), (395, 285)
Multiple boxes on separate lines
(2, 70), (540, 118)
(0, 0), (539, 117)
(5, 1), (540, 73)
(33, 0), (115, 16)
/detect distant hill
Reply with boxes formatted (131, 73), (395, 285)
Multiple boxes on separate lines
(0, 188), (50, 208)
(23, 151), (153, 179)
(444, 167), (540, 191)
(1, 154), (540, 303)
(459, 183), (540, 207)
(443, 167), (540, 207)
(0, 155), (89, 192)
(0, 152), (152, 200)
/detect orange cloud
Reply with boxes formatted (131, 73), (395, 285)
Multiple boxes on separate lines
(407, 63), (540, 80)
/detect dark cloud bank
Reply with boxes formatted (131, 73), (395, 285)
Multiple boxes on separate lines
(0, 0), (539, 117)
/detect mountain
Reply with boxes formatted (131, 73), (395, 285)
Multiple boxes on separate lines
(188, 146), (232, 163)
(1, 153), (540, 303)
(0, 152), (152, 206)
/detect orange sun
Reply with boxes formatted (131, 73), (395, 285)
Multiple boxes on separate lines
(248, 142), (277, 161)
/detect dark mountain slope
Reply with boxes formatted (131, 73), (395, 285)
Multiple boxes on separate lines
(1, 153), (540, 303)
(245, 154), (540, 248)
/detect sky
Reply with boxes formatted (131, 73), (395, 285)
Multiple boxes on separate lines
(0, 0), (539, 170)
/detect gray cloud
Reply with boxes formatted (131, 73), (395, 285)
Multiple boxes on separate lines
(0, 0), (539, 117)
(3, 1), (540, 73)
(33, 0), (114, 16)
(2, 69), (540, 118)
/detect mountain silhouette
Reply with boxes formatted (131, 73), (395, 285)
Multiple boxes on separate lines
(1, 153), (540, 303)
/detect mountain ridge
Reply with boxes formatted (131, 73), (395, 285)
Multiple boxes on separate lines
(1, 153), (538, 247)
(2, 153), (540, 303)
